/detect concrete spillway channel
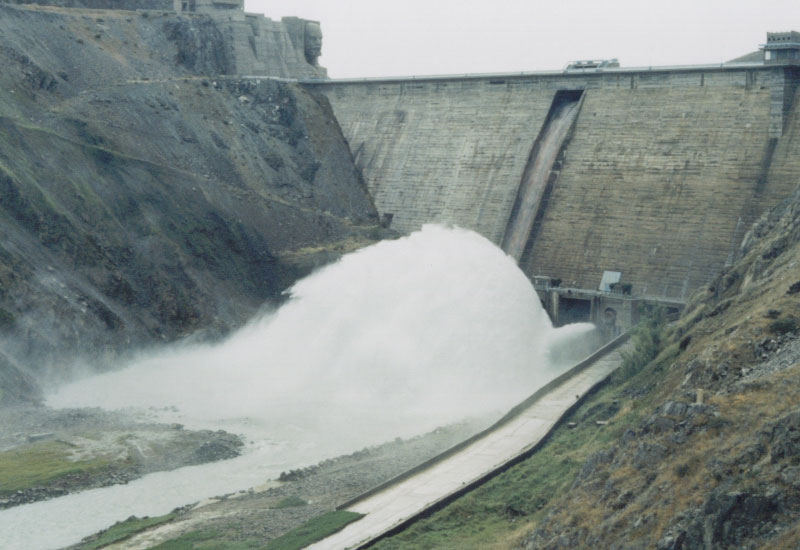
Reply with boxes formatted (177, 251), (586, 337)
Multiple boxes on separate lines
(307, 332), (631, 550)
(502, 90), (584, 262)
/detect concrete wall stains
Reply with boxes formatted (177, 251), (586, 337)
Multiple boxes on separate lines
(322, 79), (556, 243)
(319, 65), (800, 302)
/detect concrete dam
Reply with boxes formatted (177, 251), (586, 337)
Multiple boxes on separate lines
(312, 59), (800, 328)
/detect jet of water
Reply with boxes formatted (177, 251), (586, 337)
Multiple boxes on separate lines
(50, 224), (594, 450)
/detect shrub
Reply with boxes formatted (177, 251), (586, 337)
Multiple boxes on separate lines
(769, 317), (798, 335)
(618, 306), (667, 378)
(0, 308), (14, 329)
(674, 462), (690, 478)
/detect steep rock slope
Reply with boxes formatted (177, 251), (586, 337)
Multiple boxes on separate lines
(0, 3), (380, 393)
(521, 184), (800, 549)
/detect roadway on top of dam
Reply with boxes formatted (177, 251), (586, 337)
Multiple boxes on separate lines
(104, 60), (770, 87)
(306, 334), (632, 550)
(292, 60), (767, 85)
(234, 60), (772, 85)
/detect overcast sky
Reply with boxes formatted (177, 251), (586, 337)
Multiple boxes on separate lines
(244, 0), (799, 78)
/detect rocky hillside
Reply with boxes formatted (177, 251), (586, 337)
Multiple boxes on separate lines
(5, 0), (172, 9)
(0, 3), (381, 399)
(520, 185), (800, 549)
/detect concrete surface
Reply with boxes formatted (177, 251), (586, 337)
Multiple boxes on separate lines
(306, 338), (632, 550)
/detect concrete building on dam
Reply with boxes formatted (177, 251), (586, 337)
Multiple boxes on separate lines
(310, 35), (800, 330)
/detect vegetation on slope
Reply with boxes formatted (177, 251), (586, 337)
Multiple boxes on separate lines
(148, 528), (263, 550)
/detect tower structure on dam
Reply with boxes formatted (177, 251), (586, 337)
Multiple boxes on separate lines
(311, 33), (800, 329)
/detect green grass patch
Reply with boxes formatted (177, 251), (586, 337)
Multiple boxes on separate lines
(769, 317), (798, 335)
(77, 513), (177, 550)
(0, 440), (112, 496)
(0, 307), (14, 328)
(149, 529), (262, 550)
(264, 511), (364, 550)
(151, 511), (363, 550)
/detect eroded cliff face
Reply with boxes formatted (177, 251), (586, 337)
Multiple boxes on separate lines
(0, 3), (380, 396)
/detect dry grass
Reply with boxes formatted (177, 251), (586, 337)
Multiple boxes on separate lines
(769, 521), (800, 549)
(0, 440), (112, 496)
(485, 521), (538, 550)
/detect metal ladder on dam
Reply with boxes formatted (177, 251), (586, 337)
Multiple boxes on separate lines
(306, 331), (631, 550)
(502, 90), (584, 262)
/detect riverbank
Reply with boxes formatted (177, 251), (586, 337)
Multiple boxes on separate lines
(70, 420), (483, 549)
(0, 405), (243, 509)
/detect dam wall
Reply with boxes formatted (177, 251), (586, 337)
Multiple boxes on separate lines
(524, 71), (799, 301)
(316, 65), (800, 303)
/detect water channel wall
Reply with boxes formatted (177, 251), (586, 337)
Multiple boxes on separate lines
(315, 65), (800, 304)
